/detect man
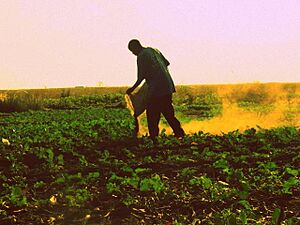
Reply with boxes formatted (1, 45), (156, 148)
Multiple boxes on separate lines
(126, 39), (185, 141)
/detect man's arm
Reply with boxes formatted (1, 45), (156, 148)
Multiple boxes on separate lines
(127, 55), (147, 95)
(126, 77), (144, 95)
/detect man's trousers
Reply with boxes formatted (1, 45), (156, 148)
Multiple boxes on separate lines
(146, 94), (185, 140)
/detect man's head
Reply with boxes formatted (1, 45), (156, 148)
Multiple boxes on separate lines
(128, 39), (143, 56)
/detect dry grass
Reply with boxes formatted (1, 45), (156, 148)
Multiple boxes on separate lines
(0, 93), (7, 101)
(0, 86), (128, 99)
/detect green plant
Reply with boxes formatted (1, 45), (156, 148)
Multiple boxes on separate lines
(282, 178), (299, 194)
(140, 174), (165, 193)
(9, 186), (28, 206)
(272, 208), (282, 225)
(213, 208), (239, 225)
(189, 175), (212, 189)
(180, 167), (197, 178)
(64, 188), (91, 206)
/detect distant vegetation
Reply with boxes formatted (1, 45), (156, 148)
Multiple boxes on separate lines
(44, 94), (126, 109)
(0, 83), (299, 125)
(1, 82), (299, 119)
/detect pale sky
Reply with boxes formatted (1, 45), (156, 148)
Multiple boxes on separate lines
(0, 0), (299, 89)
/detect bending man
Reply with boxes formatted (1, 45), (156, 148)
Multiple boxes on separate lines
(126, 39), (185, 141)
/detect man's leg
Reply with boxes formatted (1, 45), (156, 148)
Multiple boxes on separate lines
(133, 115), (139, 136)
(161, 95), (185, 138)
(146, 98), (161, 140)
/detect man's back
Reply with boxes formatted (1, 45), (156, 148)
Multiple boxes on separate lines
(137, 47), (175, 97)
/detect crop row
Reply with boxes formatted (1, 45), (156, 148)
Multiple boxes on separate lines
(0, 107), (299, 224)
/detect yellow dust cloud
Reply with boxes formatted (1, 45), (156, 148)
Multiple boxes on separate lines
(183, 104), (298, 134)
(157, 102), (299, 135)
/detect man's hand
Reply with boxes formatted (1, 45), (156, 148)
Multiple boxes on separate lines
(127, 78), (144, 95)
(126, 87), (134, 95)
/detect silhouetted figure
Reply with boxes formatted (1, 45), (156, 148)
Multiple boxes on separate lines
(126, 39), (185, 141)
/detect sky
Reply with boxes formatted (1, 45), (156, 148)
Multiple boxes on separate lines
(0, 0), (299, 89)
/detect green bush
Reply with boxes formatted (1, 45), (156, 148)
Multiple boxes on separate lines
(173, 86), (195, 106)
(282, 83), (298, 103)
(234, 84), (274, 105)
(178, 89), (223, 119)
(228, 85), (276, 115)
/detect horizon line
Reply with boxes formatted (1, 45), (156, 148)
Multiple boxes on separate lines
(1, 81), (299, 91)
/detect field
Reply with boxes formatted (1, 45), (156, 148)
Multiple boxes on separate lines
(0, 82), (300, 224)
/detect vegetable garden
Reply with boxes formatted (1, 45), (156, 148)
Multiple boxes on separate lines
(0, 84), (300, 224)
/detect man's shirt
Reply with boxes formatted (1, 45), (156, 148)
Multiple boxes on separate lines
(137, 47), (175, 98)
